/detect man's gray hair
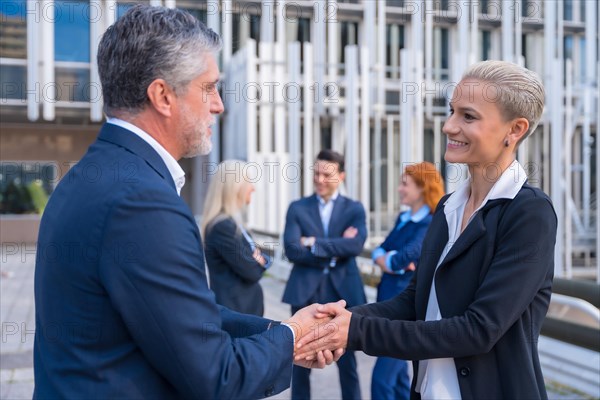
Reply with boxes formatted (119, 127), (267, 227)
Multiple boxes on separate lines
(97, 5), (222, 117)
(462, 60), (545, 142)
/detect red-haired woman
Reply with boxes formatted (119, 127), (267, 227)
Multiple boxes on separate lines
(371, 162), (444, 400)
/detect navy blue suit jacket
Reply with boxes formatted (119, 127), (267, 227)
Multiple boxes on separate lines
(376, 212), (432, 302)
(349, 185), (557, 399)
(204, 217), (266, 316)
(282, 194), (367, 308)
(34, 123), (293, 399)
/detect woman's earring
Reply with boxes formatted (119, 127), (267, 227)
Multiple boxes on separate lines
(504, 139), (509, 147)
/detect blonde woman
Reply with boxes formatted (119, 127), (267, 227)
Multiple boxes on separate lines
(202, 160), (270, 316)
(297, 61), (557, 399)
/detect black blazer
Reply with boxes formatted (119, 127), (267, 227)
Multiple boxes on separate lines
(282, 194), (367, 308)
(204, 217), (266, 316)
(349, 184), (557, 400)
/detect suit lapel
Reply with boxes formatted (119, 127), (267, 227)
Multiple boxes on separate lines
(328, 196), (345, 237)
(437, 199), (506, 268)
(438, 212), (486, 267)
(97, 123), (176, 191)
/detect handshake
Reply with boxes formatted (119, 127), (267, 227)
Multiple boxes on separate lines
(282, 300), (353, 369)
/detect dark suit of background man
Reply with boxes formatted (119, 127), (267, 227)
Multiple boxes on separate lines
(282, 149), (367, 400)
(33, 5), (337, 399)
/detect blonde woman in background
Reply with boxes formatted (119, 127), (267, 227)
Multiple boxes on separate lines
(202, 160), (270, 316)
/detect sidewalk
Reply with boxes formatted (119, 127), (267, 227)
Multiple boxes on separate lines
(1, 245), (36, 400)
(0, 246), (588, 399)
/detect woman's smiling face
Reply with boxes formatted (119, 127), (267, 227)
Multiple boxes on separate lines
(443, 79), (514, 168)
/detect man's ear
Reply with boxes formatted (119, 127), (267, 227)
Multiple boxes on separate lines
(509, 117), (529, 144)
(146, 79), (176, 117)
(338, 171), (346, 183)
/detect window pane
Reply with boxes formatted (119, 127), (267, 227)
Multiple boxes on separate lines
(231, 13), (241, 54)
(433, 27), (449, 80)
(386, 0), (404, 6)
(481, 0), (489, 14)
(55, 67), (93, 102)
(54, 0), (90, 62)
(481, 30), (492, 60)
(298, 18), (311, 43)
(340, 21), (358, 63)
(0, 162), (57, 215)
(564, 35), (573, 60)
(0, 0), (27, 59)
(249, 15), (261, 42)
(563, 0), (573, 21)
(0, 64), (26, 100)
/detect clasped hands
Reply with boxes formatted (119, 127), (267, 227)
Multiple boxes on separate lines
(283, 300), (352, 369)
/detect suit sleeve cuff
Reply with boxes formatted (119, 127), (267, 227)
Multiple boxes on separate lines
(280, 322), (295, 344)
(347, 313), (363, 351)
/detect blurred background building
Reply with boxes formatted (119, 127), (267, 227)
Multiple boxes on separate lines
(0, 0), (598, 281)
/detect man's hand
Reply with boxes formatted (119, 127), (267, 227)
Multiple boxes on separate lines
(300, 236), (316, 247)
(294, 300), (351, 361)
(342, 227), (358, 238)
(283, 303), (330, 345)
(374, 255), (387, 269)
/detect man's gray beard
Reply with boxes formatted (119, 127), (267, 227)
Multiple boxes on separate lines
(182, 134), (212, 158)
(183, 138), (212, 158)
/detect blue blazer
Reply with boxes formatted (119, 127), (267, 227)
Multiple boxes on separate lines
(34, 123), (293, 399)
(204, 217), (266, 316)
(376, 212), (433, 302)
(349, 185), (557, 399)
(282, 194), (367, 308)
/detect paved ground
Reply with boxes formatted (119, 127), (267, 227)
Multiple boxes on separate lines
(0, 245), (591, 399)
(1, 244), (36, 400)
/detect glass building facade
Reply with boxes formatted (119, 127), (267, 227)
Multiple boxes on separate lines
(0, 0), (598, 278)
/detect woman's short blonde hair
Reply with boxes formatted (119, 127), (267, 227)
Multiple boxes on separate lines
(462, 60), (545, 144)
(200, 160), (252, 237)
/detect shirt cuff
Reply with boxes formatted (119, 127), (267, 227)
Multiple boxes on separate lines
(371, 247), (386, 261)
(385, 250), (398, 270)
(263, 254), (273, 269)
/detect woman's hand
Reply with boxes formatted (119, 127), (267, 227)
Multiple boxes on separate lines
(252, 248), (266, 266)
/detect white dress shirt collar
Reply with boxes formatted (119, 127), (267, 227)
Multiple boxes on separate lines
(107, 117), (186, 195)
(401, 204), (431, 224)
(316, 190), (340, 205)
(444, 159), (527, 216)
